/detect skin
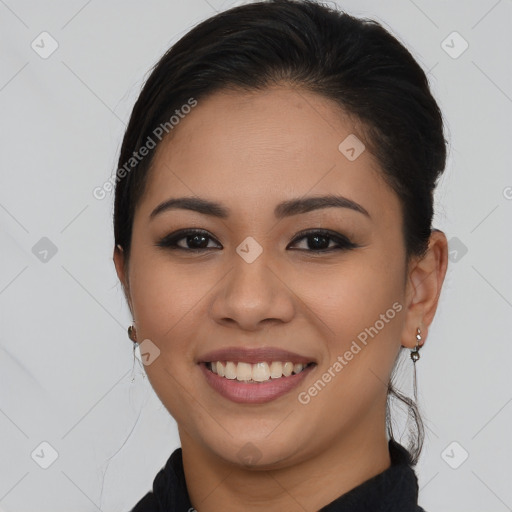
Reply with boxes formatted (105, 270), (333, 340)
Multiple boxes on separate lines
(114, 85), (448, 512)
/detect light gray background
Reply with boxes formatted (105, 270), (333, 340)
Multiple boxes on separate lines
(1, 1), (511, 511)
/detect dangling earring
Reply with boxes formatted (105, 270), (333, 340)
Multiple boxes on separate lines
(410, 328), (422, 362)
(128, 324), (141, 383)
(410, 327), (423, 401)
(128, 324), (137, 343)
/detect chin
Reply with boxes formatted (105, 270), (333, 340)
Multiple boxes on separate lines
(200, 431), (305, 470)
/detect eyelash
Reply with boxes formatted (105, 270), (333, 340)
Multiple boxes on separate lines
(155, 228), (358, 253)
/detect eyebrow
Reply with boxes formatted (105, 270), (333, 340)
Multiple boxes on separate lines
(149, 194), (370, 220)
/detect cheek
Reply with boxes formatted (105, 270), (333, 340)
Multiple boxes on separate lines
(127, 254), (211, 423)
(294, 253), (406, 402)
(128, 251), (210, 342)
(295, 264), (405, 420)
(292, 255), (405, 338)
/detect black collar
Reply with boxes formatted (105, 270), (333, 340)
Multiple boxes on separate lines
(131, 439), (426, 511)
(319, 439), (426, 511)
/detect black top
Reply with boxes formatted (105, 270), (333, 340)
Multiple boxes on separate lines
(130, 438), (426, 511)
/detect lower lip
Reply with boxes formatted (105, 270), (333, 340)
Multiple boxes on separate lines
(199, 363), (315, 404)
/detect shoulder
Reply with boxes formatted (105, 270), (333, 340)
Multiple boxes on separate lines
(129, 492), (158, 512)
(128, 448), (191, 512)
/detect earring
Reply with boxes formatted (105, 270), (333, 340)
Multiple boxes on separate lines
(128, 324), (137, 343)
(410, 327), (423, 363)
(128, 324), (146, 383)
(410, 327), (423, 402)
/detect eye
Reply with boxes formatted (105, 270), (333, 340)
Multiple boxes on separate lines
(155, 228), (358, 253)
(155, 229), (221, 251)
(287, 229), (358, 252)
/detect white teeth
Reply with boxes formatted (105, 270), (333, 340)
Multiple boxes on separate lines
(225, 361), (237, 379)
(282, 362), (294, 377)
(252, 362), (270, 382)
(237, 362), (252, 381)
(208, 360), (310, 382)
(269, 361), (283, 379)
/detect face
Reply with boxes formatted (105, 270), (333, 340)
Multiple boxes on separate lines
(116, 85), (414, 468)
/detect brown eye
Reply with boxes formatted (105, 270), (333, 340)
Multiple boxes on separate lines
(155, 229), (221, 251)
(288, 229), (358, 252)
(155, 228), (357, 253)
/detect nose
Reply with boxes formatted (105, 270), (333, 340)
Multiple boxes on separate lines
(210, 251), (295, 331)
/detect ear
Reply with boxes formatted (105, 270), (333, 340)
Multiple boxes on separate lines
(113, 244), (133, 315)
(401, 229), (448, 348)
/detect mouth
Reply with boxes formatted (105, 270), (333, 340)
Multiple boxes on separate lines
(204, 360), (315, 383)
(197, 347), (317, 404)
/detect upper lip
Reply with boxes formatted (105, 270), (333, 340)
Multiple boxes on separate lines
(197, 347), (316, 365)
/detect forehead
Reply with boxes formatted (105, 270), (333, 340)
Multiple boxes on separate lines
(138, 86), (399, 222)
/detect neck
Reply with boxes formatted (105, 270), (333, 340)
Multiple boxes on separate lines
(180, 412), (391, 512)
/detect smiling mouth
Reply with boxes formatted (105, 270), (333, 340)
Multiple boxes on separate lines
(205, 361), (316, 383)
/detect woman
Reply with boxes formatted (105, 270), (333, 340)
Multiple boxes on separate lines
(113, 0), (448, 510)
